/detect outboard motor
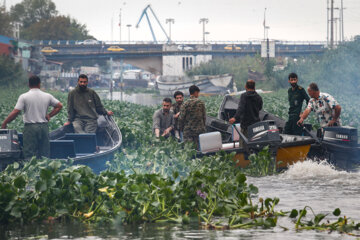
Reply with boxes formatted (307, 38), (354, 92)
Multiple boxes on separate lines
(321, 126), (360, 169)
(246, 120), (281, 156)
(0, 129), (22, 170)
(248, 120), (281, 146)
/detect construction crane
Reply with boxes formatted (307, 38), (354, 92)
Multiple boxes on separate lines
(135, 5), (170, 44)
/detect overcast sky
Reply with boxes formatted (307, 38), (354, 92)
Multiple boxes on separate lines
(6, 0), (360, 42)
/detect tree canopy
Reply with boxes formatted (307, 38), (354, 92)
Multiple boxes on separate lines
(10, 0), (57, 28)
(0, 7), (13, 36)
(21, 15), (92, 40)
(7, 0), (92, 40)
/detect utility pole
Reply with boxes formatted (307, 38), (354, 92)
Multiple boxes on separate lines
(327, 0), (329, 46)
(111, 17), (114, 42)
(341, 0), (344, 42)
(199, 18), (208, 45)
(110, 57), (113, 101)
(263, 8), (267, 40)
(119, 9), (122, 42)
(166, 18), (174, 42)
(126, 24), (132, 44)
(330, 0), (334, 49)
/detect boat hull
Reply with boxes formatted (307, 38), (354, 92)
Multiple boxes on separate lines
(156, 74), (233, 96)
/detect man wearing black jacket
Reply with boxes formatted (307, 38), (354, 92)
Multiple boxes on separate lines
(229, 80), (263, 143)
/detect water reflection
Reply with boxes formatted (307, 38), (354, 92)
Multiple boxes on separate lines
(98, 91), (163, 106)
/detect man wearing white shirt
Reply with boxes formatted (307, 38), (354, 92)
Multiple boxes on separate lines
(1, 76), (63, 159)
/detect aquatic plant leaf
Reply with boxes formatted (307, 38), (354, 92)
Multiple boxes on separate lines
(333, 208), (341, 216)
(13, 175), (26, 189)
(40, 169), (52, 180)
(35, 180), (47, 192)
(314, 214), (326, 226)
(289, 209), (298, 218)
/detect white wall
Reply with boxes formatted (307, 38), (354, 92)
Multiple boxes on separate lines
(162, 54), (212, 76)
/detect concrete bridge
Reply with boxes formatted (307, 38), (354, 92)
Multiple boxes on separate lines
(35, 40), (326, 75)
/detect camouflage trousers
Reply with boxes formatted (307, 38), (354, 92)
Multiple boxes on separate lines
(183, 134), (201, 150)
(73, 118), (98, 133)
(23, 123), (50, 159)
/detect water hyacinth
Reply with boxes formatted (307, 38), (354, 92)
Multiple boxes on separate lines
(196, 189), (207, 200)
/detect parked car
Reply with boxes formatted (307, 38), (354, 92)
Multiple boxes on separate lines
(177, 44), (193, 51)
(77, 39), (100, 45)
(41, 47), (58, 53)
(224, 44), (241, 50)
(107, 46), (125, 52)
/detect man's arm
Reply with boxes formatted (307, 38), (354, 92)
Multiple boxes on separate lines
(297, 108), (311, 126)
(1, 109), (21, 129)
(328, 105), (341, 126)
(229, 94), (246, 124)
(153, 111), (161, 137)
(93, 91), (112, 115)
(65, 92), (74, 126)
(178, 104), (186, 131)
(303, 88), (310, 105)
(46, 102), (63, 121)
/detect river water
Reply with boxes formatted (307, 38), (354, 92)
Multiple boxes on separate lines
(3, 92), (360, 239)
(2, 160), (360, 239)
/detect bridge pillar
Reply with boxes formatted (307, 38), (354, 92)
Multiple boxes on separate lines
(162, 45), (212, 76)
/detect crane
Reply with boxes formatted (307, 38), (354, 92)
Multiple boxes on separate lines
(135, 5), (170, 44)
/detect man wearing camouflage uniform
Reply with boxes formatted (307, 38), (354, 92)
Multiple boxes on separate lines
(64, 74), (113, 133)
(179, 85), (206, 148)
(285, 73), (310, 135)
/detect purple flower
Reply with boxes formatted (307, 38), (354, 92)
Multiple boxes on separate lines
(196, 189), (207, 200)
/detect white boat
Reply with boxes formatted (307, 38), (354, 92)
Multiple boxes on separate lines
(156, 74), (234, 96)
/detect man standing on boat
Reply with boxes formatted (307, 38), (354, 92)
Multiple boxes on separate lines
(172, 91), (184, 141)
(65, 74), (113, 133)
(153, 97), (175, 138)
(228, 80), (263, 143)
(285, 73), (310, 135)
(297, 83), (341, 128)
(1, 75), (63, 159)
(179, 85), (206, 149)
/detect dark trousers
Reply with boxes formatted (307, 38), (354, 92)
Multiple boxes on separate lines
(284, 114), (303, 136)
(23, 123), (49, 159)
(73, 118), (98, 133)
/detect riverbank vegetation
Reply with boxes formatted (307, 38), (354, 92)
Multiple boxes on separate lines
(0, 90), (359, 236)
(1, 0), (93, 40)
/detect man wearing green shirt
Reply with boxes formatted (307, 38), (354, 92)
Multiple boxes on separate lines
(64, 74), (113, 133)
(284, 73), (310, 135)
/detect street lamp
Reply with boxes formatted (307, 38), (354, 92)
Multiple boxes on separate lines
(166, 18), (175, 42)
(199, 18), (209, 45)
(126, 24), (132, 44)
(204, 31), (210, 44)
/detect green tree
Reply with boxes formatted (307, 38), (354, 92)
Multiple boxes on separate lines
(10, 0), (57, 28)
(21, 15), (92, 40)
(0, 55), (27, 87)
(0, 6), (13, 36)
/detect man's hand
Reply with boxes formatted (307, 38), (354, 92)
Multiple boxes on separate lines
(1, 122), (7, 129)
(162, 127), (172, 136)
(64, 121), (71, 126)
(46, 114), (51, 121)
(297, 118), (304, 126)
(174, 112), (180, 119)
(327, 119), (337, 126)
(228, 118), (236, 124)
(107, 111), (114, 116)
